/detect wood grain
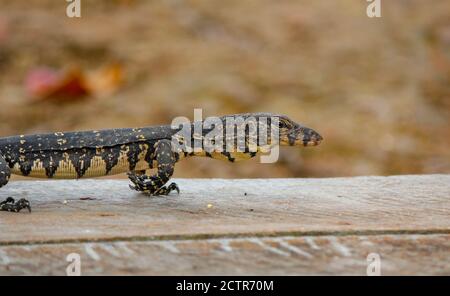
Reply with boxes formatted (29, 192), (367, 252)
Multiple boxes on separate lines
(0, 234), (448, 275)
(0, 175), (449, 275)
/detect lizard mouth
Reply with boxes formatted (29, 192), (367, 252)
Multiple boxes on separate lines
(288, 128), (323, 147)
(303, 139), (322, 146)
(303, 129), (322, 146)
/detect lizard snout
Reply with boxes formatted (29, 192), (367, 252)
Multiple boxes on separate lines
(304, 129), (323, 146)
(288, 127), (323, 146)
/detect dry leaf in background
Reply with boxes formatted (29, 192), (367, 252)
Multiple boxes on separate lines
(25, 64), (123, 103)
(25, 66), (90, 102)
(85, 63), (124, 98)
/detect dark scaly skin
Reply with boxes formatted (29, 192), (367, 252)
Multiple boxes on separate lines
(0, 113), (322, 213)
(0, 197), (31, 213)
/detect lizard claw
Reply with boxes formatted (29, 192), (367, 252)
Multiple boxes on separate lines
(127, 172), (137, 181)
(127, 168), (178, 196)
(17, 198), (31, 213)
(0, 197), (15, 206)
(5, 197), (15, 203)
(155, 182), (179, 196)
(168, 183), (180, 195)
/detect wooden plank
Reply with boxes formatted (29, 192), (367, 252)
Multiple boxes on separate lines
(0, 175), (449, 244)
(0, 234), (448, 275)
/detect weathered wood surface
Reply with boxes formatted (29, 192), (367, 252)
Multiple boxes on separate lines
(1, 234), (448, 275)
(0, 175), (449, 275)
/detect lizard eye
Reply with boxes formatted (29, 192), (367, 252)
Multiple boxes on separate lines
(278, 121), (286, 129)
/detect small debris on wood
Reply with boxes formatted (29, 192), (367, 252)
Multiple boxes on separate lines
(79, 197), (97, 201)
(98, 213), (115, 217)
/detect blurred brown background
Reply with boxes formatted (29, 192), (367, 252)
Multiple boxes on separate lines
(0, 0), (449, 179)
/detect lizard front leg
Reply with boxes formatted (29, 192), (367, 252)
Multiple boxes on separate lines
(0, 154), (31, 213)
(127, 139), (179, 196)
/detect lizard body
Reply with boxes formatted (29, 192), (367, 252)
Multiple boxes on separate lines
(0, 113), (322, 212)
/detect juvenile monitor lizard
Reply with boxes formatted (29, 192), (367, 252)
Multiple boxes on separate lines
(0, 113), (322, 212)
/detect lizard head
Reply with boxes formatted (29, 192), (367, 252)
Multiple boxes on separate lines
(220, 113), (322, 148)
(276, 114), (323, 147)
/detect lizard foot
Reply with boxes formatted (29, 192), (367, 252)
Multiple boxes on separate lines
(127, 173), (180, 196)
(153, 182), (180, 196)
(0, 197), (31, 213)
